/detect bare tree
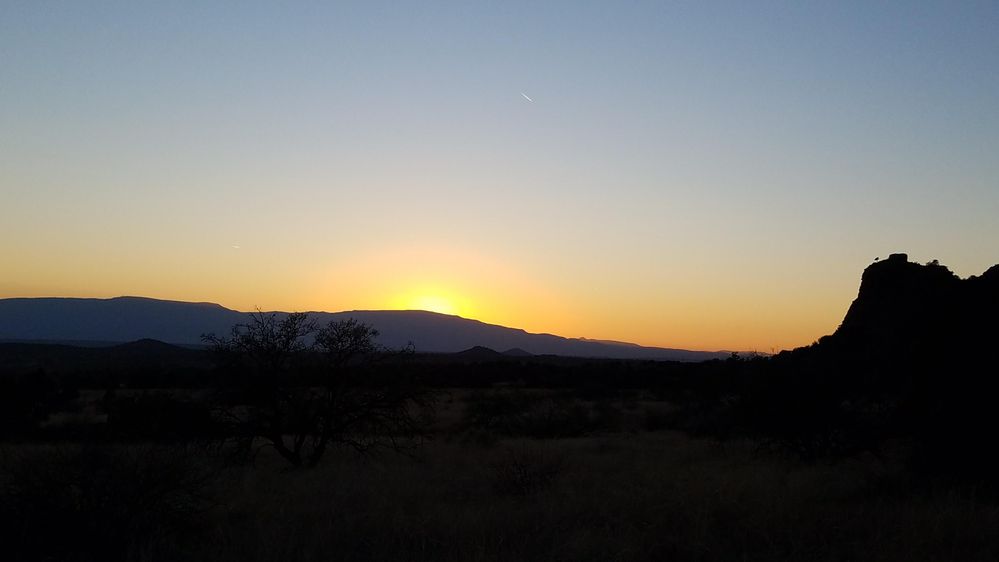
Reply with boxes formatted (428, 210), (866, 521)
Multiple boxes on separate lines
(308, 319), (434, 465)
(203, 312), (433, 468)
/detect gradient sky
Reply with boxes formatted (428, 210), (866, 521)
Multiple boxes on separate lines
(2, 1), (997, 351)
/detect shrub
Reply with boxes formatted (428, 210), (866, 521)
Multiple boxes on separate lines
(204, 313), (435, 467)
(489, 445), (564, 496)
(103, 391), (222, 443)
(0, 443), (220, 561)
(462, 390), (603, 439)
(0, 370), (79, 439)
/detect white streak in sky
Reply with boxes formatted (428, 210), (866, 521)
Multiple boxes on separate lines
(520, 92), (533, 102)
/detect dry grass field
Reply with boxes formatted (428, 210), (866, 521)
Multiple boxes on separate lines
(197, 432), (999, 562)
(6, 388), (998, 562)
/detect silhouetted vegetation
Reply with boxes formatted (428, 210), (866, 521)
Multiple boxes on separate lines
(0, 443), (220, 561)
(0, 369), (80, 440)
(103, 390), (222, 443)
(203, 312), (435, 467)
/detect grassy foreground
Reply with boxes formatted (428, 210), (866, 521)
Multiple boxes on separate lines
(169, 432), (999, 562)
(4, 389), (999, 562)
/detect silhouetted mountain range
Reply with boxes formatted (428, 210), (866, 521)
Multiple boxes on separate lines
(0, 296), (728, 361)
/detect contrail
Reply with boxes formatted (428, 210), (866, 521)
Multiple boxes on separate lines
(520, 92), (533, 102)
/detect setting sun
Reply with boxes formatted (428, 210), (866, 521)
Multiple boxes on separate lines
(408, 295), (457, 316)
(383, 282), (474, 318)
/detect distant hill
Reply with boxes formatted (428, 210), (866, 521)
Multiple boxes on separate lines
(0, 338), (207, 379)
(0, 297), (245, 345)
(0, 296), (728, 361)
(454, 346), (505, 360)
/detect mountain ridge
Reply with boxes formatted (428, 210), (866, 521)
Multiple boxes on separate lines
(0, 296), (729, 362)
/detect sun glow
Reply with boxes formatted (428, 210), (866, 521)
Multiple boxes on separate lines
(313, 245), (577, 341)
(384, 282), (472, 317)
(409, 294), (457, 315)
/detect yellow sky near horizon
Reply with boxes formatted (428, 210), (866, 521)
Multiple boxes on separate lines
(0, 240), (884, 352)
(3, 245), (996, 352)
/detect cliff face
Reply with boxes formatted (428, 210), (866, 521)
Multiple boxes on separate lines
(761, 254), (999, 466)
(829, 254), (997, 360)
(751, 254), (998, 472)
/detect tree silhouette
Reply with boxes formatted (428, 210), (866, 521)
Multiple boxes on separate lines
(203, 312), (433, 467)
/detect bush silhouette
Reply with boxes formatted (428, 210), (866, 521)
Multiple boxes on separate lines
(103, 391), (221, 443)
(490, 445), (564, 496)
(462, 389), (608, 439)
(204, 312), (435, 467)
(0, 443), (219, 561)
(0, 369), (78, 439)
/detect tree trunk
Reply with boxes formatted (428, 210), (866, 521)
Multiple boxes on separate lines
(270, 434), (302, 467)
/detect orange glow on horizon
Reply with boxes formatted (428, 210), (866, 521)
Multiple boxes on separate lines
(390, 288), (465, 316)
(2, 240), (862, 353)
(407, 295), (457, 316)
(292, 243), (850, 353)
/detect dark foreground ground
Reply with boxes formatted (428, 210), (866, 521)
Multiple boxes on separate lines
(3, 383), (999, 562)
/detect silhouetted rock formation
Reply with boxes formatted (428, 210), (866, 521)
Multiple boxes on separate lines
(762, 254), (999, 477)
(825, 254), (998, 363)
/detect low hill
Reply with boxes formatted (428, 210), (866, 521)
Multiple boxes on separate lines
(454, 346), (505, 360)
(0, 338), (209, 381)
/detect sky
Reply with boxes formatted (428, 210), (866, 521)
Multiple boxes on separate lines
(2, 1), (997, 351)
